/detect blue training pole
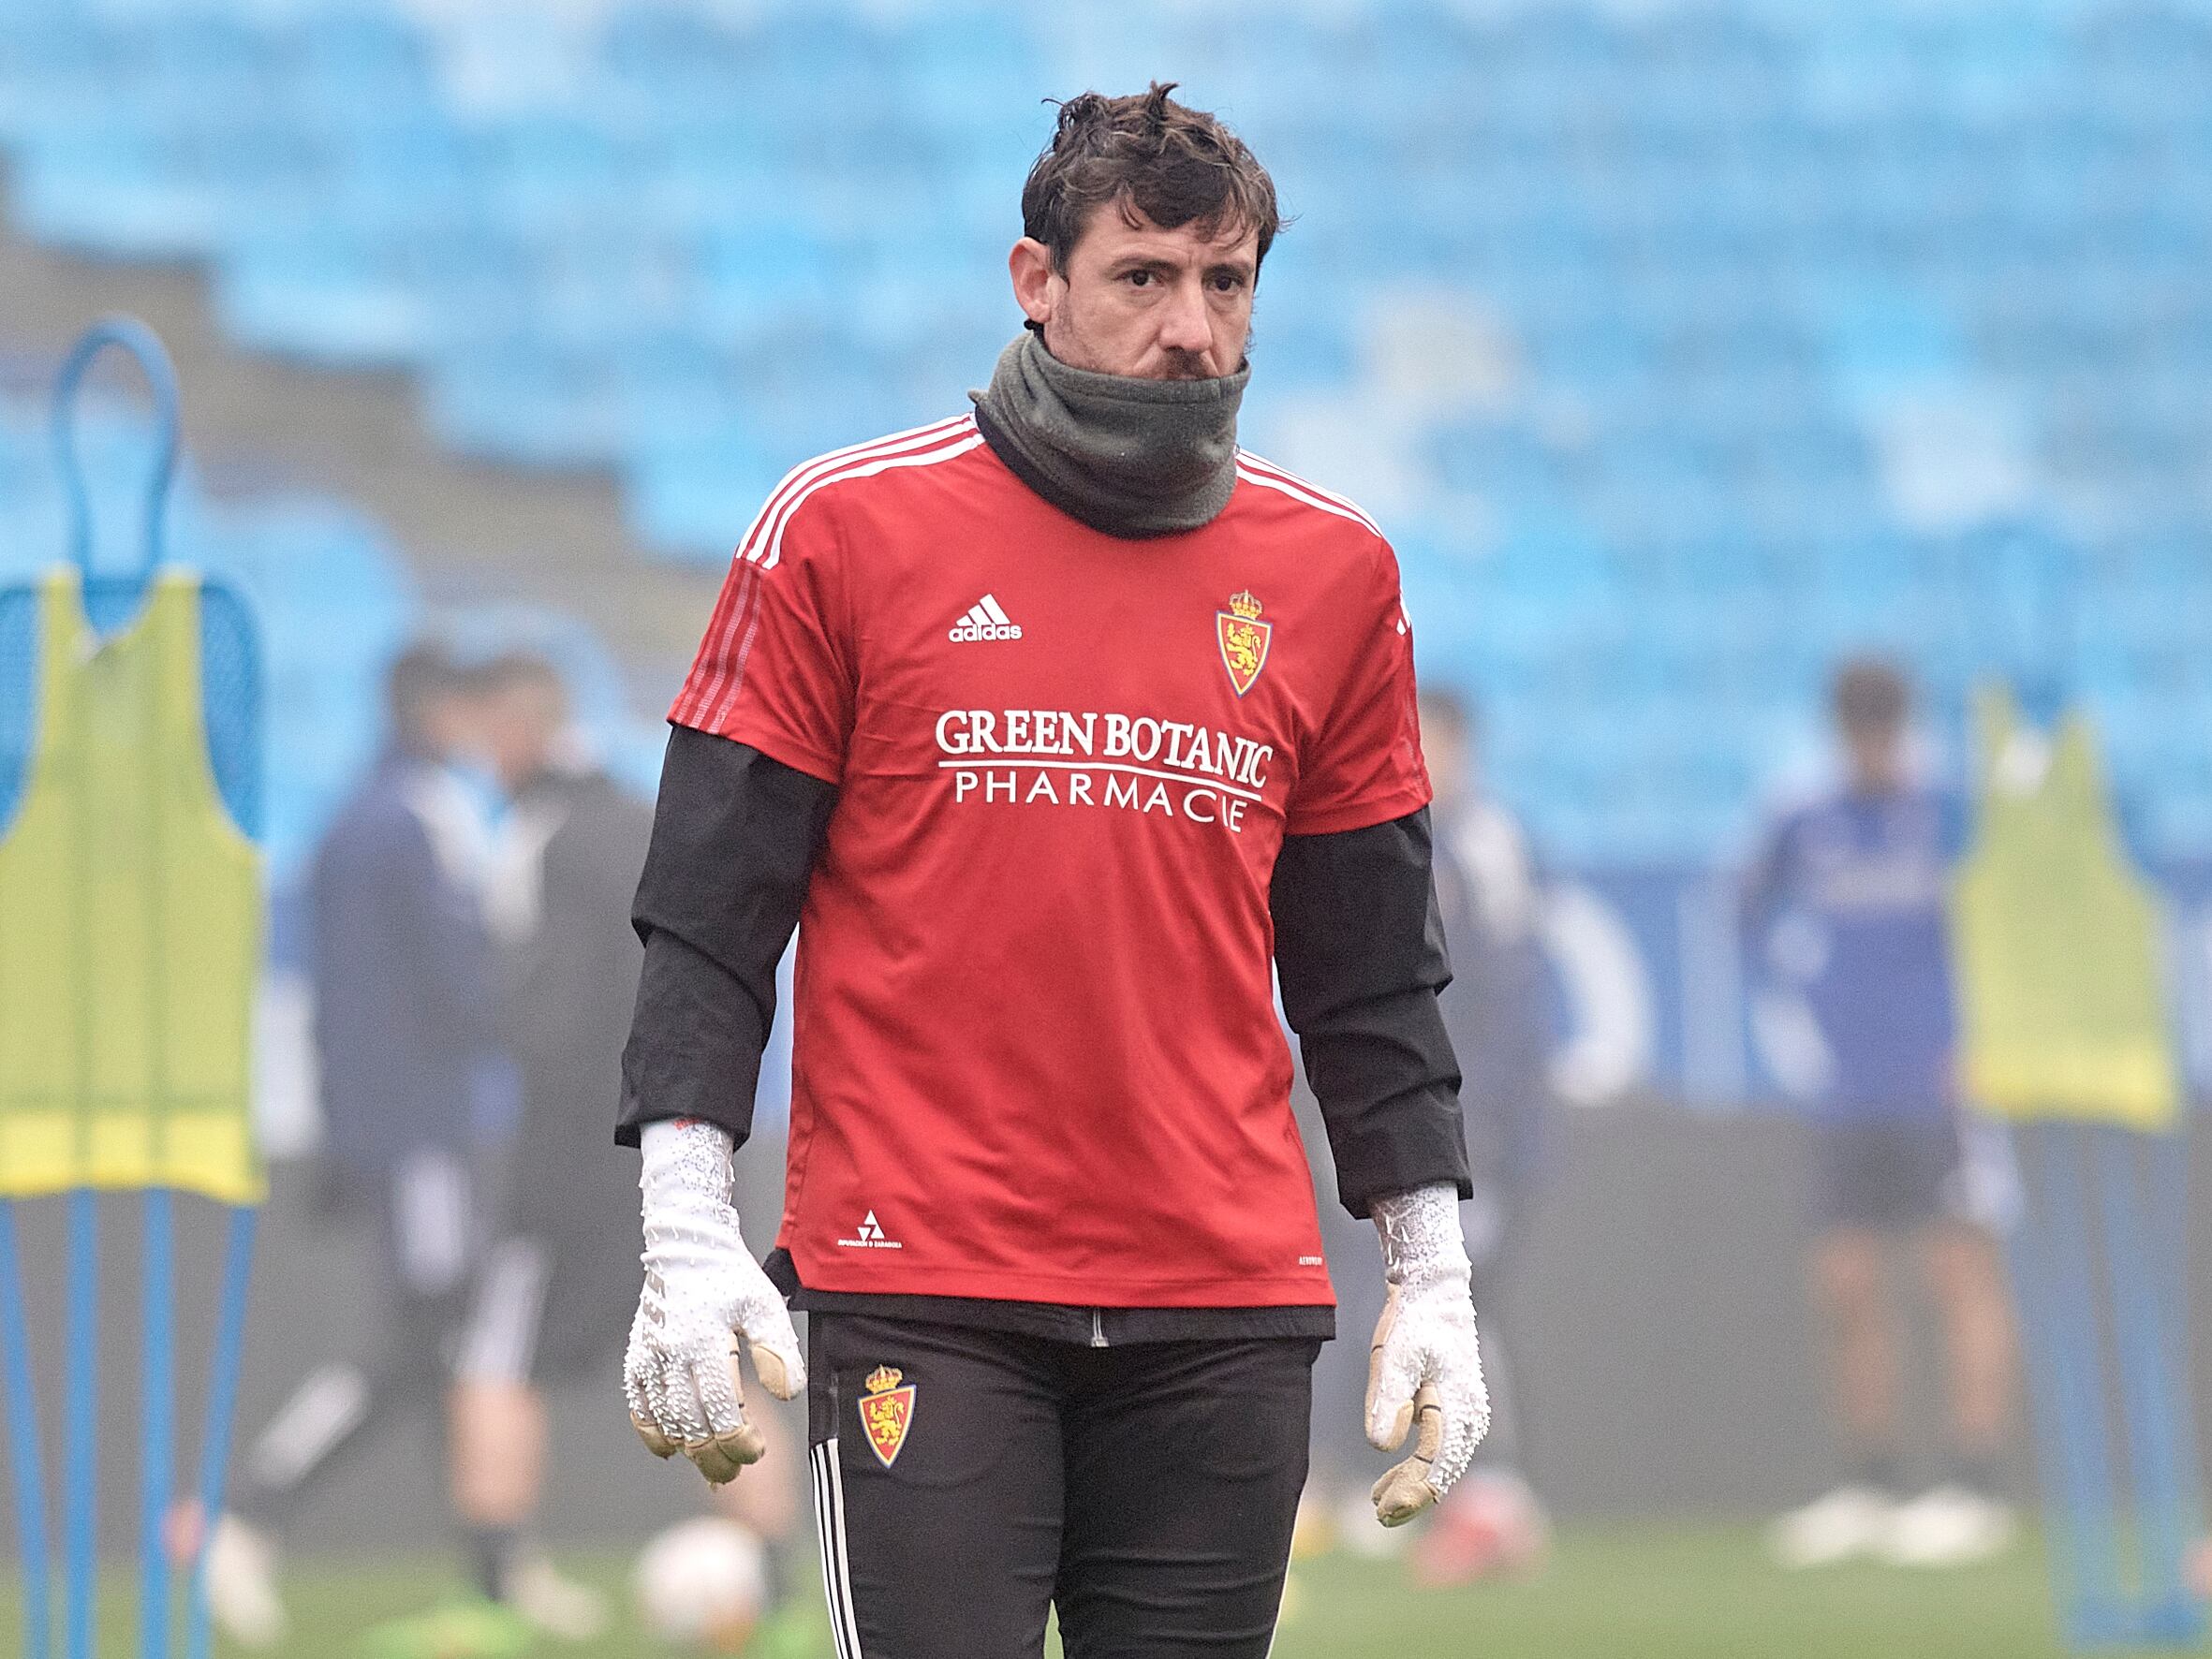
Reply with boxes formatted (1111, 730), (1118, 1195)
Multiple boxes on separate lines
(2020, 1123), (2127, 1646)
(62, 1188), (98, 1659)
(2094, 1126), (2207, 1644)
(2006, 1127), (2088, 1634)
(2148, 1138), (2205, 1565)
(0, 1197), (51, 1659)
(140, 1189), (175, 1659)
(186, 1204), (257, 1659)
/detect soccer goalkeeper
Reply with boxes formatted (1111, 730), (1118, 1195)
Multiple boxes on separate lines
(618, 83), (1488, 1657)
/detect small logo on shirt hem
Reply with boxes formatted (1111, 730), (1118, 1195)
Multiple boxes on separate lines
(836, 1211), (904, 1249)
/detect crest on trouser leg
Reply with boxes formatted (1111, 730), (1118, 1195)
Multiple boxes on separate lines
(858, 1365), (916, 1468)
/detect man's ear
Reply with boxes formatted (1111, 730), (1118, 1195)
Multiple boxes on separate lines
(1010, 237), (1056, 330)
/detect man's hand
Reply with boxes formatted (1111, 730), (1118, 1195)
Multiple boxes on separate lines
(1364, 1183), (1490, 1526)
(624, 1119), (804, 1484)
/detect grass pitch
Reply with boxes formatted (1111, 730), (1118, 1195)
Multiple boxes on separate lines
(5, 1524), (2197, 1658)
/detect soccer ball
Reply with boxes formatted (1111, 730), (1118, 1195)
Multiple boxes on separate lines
(633, 1517), (768, 1652)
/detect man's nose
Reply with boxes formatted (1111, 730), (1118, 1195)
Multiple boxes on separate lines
(1157, 278), (1214, 354)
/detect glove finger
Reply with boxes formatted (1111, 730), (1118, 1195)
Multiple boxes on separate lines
(1370, 1384), (1445, 1527)
(632, 1411), (680, 1461)
(657, 1348), (707, 1449)
(1371, 1461), (1439, 1527)
(745, 1306), (806, 1401)
(1364, 1288), (1415, 1451)
(628, 1349), (680, 1459)
(686, 1343), (766, 1484)
(1428, 1372), (1493, 1498)
(624, 1307), (678, 1459)
(687, 1420), (769, 1485)
(693, 1333), (745, 1438)
(1365, 1346), (1423, 1451)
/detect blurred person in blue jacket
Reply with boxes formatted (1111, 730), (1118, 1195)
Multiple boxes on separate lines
(431, 653), (814, 1652)
(1743, 659), (2018, 1571)
(193, 641), (502, 1650)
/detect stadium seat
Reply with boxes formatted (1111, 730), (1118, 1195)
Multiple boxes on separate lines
(11, 0), (2212, 867)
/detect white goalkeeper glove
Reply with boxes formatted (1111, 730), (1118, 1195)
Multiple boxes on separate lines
(1365, 1182), (1491, 1526)
(624, 1119), (804, 1483)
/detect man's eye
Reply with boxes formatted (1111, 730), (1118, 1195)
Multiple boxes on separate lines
(1126, 270), (1154, 287)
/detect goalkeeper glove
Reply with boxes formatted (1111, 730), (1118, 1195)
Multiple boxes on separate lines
(623, 1119), (804, 1483)
(1365, 1182), (1492, 1526)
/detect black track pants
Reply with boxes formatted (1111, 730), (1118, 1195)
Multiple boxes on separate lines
(805, 1312), (1319, 1659)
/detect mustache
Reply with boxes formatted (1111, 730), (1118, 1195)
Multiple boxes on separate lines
(1158, 347), (1213, 379)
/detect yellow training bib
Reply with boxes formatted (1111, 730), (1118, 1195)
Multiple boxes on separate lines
(0, 566), (264, 1201)
(1948, 686), (2178, 1130)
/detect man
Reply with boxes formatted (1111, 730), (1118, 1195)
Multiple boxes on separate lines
(202, 643), (498, 1649)
(404, 650), (650, 1639)
(1301, 688), (1551, 1578)
(1405, 688), (1555, 1585)
(438, 653), (808, 1648)
(1745, 659), (2019, 1568)
(618, 84), (1489, 1657)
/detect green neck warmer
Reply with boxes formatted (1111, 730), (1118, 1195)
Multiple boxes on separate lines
(970, 330), (1248, 539)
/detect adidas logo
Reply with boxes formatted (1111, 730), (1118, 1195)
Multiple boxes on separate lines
(949, 594), (1022, 642)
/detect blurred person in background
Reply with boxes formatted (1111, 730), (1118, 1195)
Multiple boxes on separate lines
(1743, 658), (2018, 1570)
(194, 642), (500, 1650)
(431, 652), (815, 1652)
(1300, 686), (1553, 1584)
(1405, 687), (1556, 1586)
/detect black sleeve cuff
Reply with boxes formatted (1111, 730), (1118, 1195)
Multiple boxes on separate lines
(615, 929), (763, 1150)
(1303, 997), (1473, 1218)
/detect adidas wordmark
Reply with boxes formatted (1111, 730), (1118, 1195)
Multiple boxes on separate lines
(950, 594), (1022, 642)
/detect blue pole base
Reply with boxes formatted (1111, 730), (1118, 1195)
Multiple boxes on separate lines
(2063, 1592), (2209, 1651)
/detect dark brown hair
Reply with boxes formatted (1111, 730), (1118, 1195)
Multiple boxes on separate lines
(1832, 657), (1910, 734)
(385, 639), (463, 737)
(1022, 82), (1280, 274)
(1419, 683), (1476, 739)
(468, 649), (566, 705)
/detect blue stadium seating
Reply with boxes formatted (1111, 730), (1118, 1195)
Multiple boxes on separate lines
(7, 0), (2212, 866)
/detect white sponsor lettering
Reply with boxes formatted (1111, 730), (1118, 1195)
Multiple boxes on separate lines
(933, 708), (1275, 833)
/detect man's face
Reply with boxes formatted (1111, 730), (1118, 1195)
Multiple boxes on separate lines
(1010, 203), (1257, 380)
(477, 682), (564, 792)
(416, 692), (477, 764)
(1843, 721), (1906, 793)
(1421, 707), (1472, 806)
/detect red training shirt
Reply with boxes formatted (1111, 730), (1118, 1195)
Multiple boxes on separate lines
(671, 412), (1430, 1309)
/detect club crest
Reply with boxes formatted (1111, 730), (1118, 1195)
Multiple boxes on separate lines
(858, 1364), (916, 1468)
(1217, 591), (1271, 697)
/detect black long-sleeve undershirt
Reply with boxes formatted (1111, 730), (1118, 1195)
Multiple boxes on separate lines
(616, 726), (835, 1150)
(1269, 810), (1470, 1219)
